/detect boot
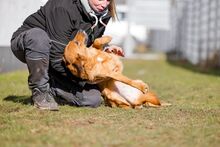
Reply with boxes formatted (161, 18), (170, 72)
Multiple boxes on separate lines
(26, 58), (59, 111)
(32, 86), (59, 110)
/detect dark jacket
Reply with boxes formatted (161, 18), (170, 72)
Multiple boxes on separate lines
(12, 0), (111, 78)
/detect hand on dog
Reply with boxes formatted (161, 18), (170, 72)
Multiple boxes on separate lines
(104, 45), (125, 57)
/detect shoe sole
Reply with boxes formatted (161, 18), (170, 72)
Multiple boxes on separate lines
(34, 104), (59, 111)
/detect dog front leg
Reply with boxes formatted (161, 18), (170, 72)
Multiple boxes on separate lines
(92, 36), (112, 50)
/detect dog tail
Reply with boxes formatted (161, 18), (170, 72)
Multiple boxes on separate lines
(143, 91), (161, 107)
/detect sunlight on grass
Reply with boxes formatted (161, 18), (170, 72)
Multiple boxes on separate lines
(0, 60), (219, 147)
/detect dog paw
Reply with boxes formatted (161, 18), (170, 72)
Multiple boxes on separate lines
(134, 105), (143, 109)
(160, 102), (172, 107)
(143, 103), (160, 108)
(134, 80), (149, 93)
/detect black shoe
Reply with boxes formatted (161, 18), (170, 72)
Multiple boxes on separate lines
(32, 88), (59, 111)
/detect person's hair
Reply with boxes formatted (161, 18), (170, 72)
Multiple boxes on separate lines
(108, 0), (117, 21)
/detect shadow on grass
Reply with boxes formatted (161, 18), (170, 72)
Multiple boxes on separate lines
(3, 95), (74, 106)
(166, 53), (220, 77)
(3, 95), (32, 105)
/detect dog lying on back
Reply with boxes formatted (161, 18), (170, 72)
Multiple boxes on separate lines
(63, 30), (161, 108)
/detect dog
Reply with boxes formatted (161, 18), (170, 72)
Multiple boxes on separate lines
(63, 30), (162, 108)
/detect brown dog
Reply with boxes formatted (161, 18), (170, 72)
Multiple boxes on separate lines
(63, 30), (161, 108)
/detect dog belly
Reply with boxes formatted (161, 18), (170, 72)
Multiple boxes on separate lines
(113, 81), (142, 103)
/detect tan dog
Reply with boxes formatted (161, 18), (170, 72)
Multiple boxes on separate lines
(63, 30), (161, 108)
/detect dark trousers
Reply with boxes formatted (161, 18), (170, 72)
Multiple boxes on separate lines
(10, 28), (102, 108)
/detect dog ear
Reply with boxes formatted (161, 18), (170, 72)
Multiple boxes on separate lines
(92, 36), (112, 50)
(73, 30), (88, 45)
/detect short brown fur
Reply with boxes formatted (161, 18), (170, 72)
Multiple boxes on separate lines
(63, 31), (161, 108)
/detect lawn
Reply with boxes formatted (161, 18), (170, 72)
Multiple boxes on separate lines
(0, 59), (219, 147)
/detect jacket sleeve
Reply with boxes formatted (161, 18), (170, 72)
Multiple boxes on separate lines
(46, 7), (76, 44)
(46, 7), (77, 78)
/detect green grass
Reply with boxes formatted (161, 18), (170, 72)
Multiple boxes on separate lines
(0, 59), (220, 147)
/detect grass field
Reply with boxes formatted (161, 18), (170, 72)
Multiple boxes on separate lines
(0, 59), (219, 147)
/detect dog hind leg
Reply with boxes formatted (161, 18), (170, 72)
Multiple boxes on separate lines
(108, 74), (149, 94)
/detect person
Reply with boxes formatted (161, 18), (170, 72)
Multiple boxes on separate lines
(10, 0), (124, 111)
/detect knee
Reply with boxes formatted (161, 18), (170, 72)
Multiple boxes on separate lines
(88, 98), (102, 108)
(88, 93), (102, 108)
(78, 89), (102, 108)
(24, 28), (51, 54)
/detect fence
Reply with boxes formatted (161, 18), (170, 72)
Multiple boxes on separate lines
(172, 0), (220, 66)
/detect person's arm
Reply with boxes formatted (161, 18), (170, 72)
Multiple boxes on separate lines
(103, 44), (125, 57)
(46, 7), (77, 76)
(98, 16), (125, 57)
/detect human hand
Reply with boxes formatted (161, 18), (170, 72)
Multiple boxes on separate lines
(104, 45), (125, 57)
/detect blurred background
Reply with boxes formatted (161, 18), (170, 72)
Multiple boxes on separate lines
(0, 0), (220, 72)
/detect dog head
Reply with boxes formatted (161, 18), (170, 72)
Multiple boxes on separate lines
(63, 30), (89, 78)
(63, 30), (123, 82)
